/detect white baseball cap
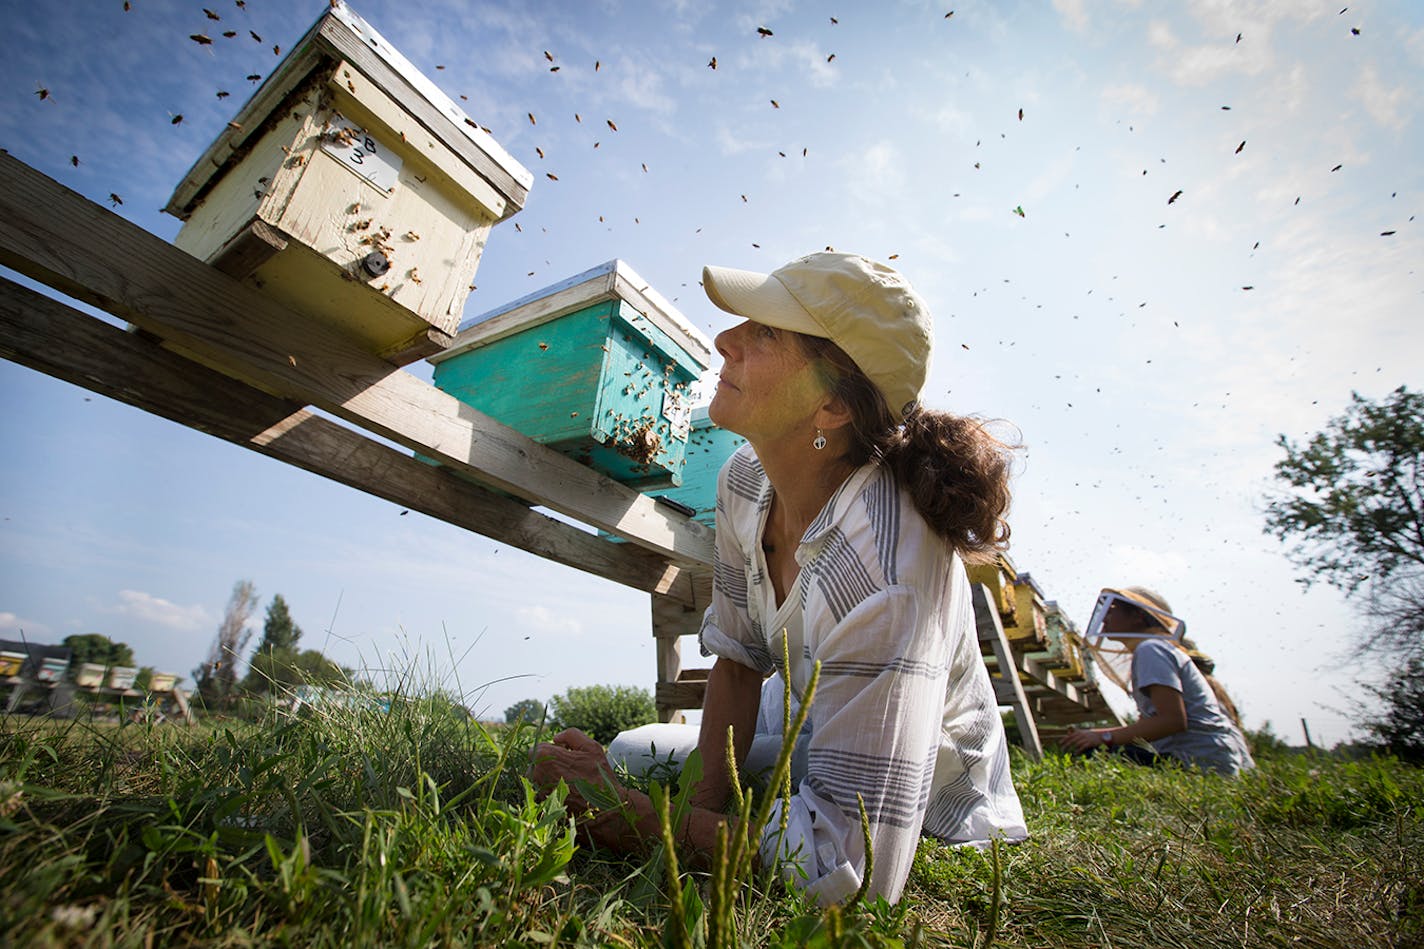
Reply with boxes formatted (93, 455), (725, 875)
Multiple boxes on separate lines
(702, 252), (933, 417)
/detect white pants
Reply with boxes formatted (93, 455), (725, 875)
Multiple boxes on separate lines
(606, 675), (809, 785)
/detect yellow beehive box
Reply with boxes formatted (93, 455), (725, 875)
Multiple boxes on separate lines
(966, 553), (1018, 625)
(0, 651), (25, 677)
(1003, 572), (1047, 644)
(148, 672), (179, 692)
(164, 1), (532, 366)
(1043, 601), (1084, 678)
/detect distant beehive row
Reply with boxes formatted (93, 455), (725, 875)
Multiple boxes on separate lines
(968, 556), (1091, 683)
(0, 643), (179, 693)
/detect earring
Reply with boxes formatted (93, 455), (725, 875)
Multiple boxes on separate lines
(813, 429), (827, 451)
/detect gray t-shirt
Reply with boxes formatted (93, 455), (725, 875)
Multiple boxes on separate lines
(1131, 638), (1256, 776)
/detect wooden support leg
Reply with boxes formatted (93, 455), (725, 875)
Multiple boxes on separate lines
(651, 589), (707, 723)
(170, 687), (196, 726)
(972, 583), (1044, 761)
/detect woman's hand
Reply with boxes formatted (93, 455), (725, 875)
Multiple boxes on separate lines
(1062, 726), (1111, 753)
(529, 728), (650, 851)
(528, 728), (619, 813)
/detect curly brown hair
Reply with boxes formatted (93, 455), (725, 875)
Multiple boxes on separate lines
(797, 333), (1018, 563)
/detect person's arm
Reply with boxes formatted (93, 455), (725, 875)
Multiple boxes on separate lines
(1065, 684), (1187, 751)
(527, 728), (745, 868)
(691, 656), (762, 810)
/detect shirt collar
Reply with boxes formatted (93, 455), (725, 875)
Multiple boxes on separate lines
(763, 459), (881, 551)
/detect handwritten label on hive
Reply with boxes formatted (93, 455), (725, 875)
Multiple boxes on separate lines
(662, 389), (692, 441)
(321, 117), (401, 193)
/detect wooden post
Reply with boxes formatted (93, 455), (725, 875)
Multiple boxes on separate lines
(170, 687), (196, 726)
(972, 582), (1044, 761)
(651, 588), (707, 723)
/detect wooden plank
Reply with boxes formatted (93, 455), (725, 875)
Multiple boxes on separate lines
(0, 277), (701, 608)
(972, 583), (1042, 761)
(655, 679), (707, 710)
(1017, 652), (1087, 706)
(210, 219), (289, 279)
(0, 154), (714, 568)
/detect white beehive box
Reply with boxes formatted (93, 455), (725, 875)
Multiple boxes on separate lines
(164, 1), (532, 365)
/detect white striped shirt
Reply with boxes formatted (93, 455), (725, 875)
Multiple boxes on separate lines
(699, 444), (1027, 904)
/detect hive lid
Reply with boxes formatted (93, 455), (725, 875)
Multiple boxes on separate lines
(165, 0), (532, 221)
(432, 260), (715, 370)
(1015, 571), (1047, 600)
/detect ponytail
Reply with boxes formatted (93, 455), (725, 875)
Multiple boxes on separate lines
(797, 334), (1019, 563)
(1200, 667), (1245, 729)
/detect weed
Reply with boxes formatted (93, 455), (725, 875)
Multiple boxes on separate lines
(1, 671), (1420, 946)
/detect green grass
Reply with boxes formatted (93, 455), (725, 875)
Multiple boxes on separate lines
(1, 694), (1420, 948)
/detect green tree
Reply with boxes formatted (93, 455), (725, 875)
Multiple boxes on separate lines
(505, 698), (546, 726)
(1264, 386), (1424, 754)
(256, 594), (303, 653)
(245, 594), (304, 694)
(62, 633), (134, 670)
(1356, 651), (1424, 763)
(247, 646), (350, 695)
(289, 649), (350, 688)
(548, 684), (656, 745)
(1263, 386), (1424, 657)
(1264, 386), (1424, 601)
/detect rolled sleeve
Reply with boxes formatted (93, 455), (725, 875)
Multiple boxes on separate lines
(698, 608), (773, 675)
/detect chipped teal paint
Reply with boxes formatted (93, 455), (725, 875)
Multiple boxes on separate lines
(652, 411), (746, 531)
(431, 299), (701, 487)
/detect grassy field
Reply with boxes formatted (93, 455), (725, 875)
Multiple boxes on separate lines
(1, 694), (1420, 948)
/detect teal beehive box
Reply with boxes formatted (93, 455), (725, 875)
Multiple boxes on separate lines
(428, 261), (714, 488)
(650, 406), (746, 531)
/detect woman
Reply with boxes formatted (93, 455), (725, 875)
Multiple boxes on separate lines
(1065, 587), (1255, 776)
(530, 252), (1027, 905)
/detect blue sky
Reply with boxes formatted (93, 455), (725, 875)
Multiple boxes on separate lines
(1, 0), (1420, 745)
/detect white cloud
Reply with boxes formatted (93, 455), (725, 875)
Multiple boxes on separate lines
(928, 102), (974, 138)
(1101, 544), (1193, 588)
(0, 611), (50, 638)
(107, 590), (209, 632)
(1053, 0), (1089, 34)
(839, 140), (905, 202)
(792, 40), (837, 89)
(1353, 63), (1411, 131)
(514, 605), (583, 638)
(1170, 43), (1263, 86)
(715, 125), (764, 156)
(1147, 20), (1177, 50)
(1101, 83), (1160, 118)
(609, 54), (677, 115)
